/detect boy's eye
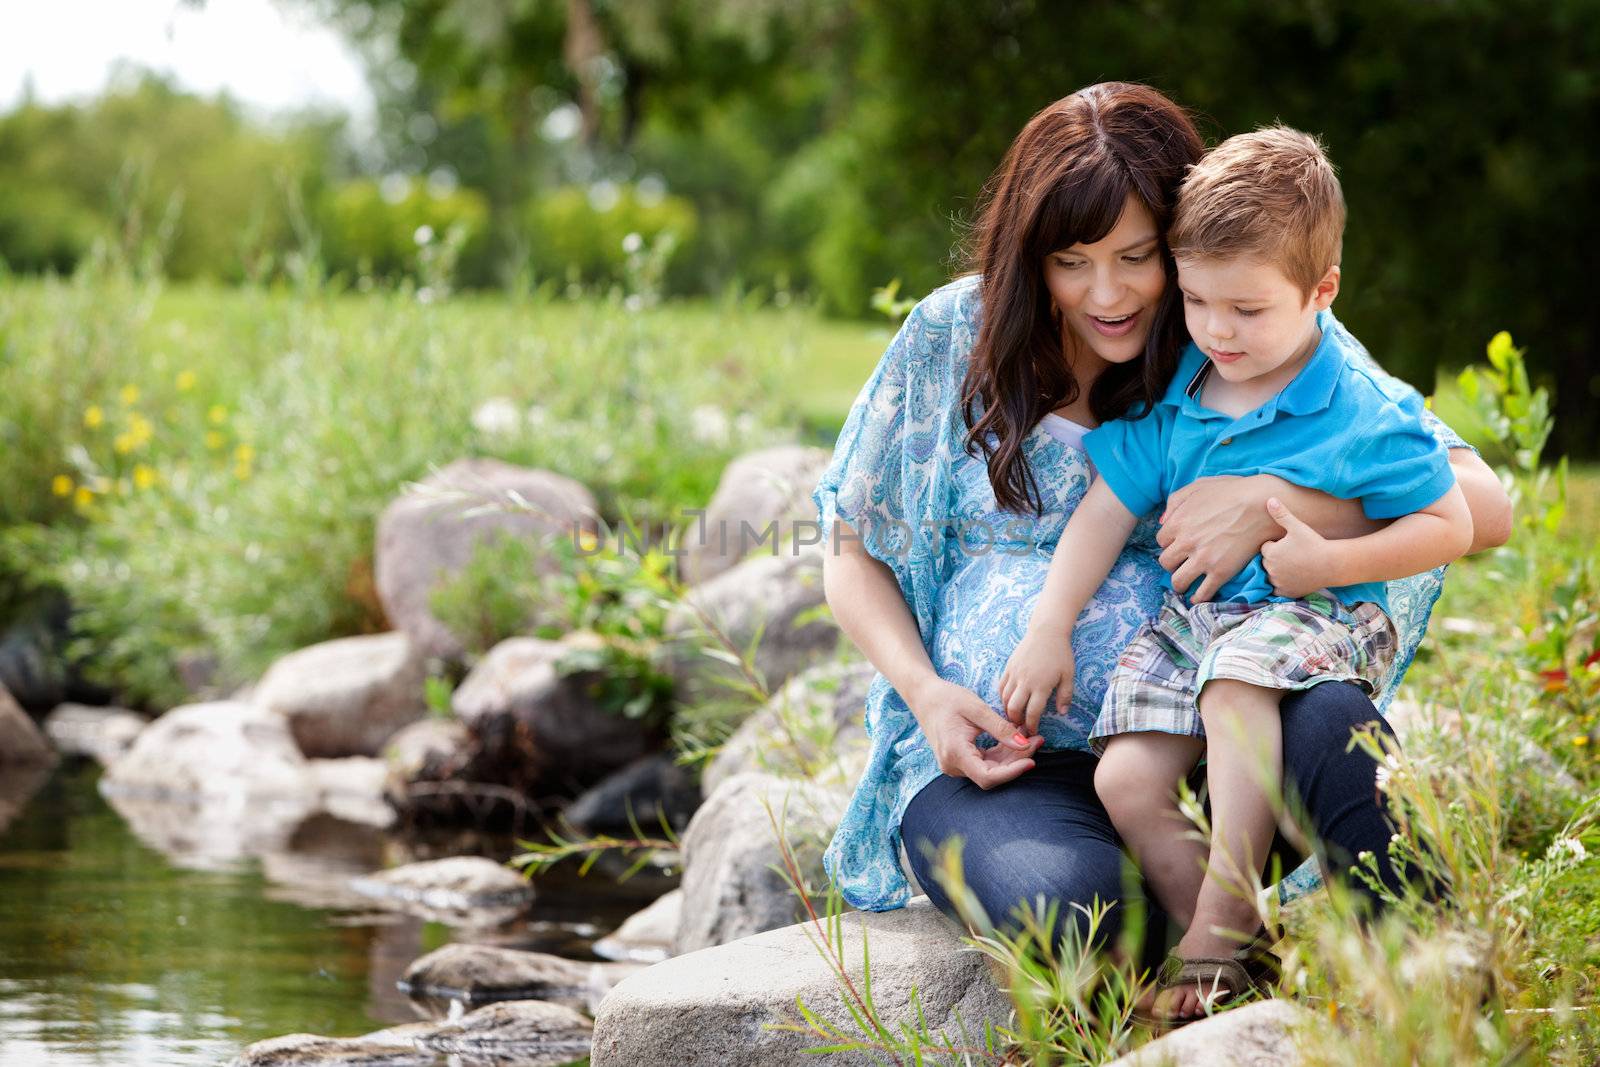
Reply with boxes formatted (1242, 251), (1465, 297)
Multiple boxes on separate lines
(1183, 294), (1202, 305)
(1237, 308), (1262, 317)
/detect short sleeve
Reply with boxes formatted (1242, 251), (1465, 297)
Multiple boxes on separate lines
(1334, 390), (1456, 520)
(1082, 405), (1173, 517)
(811, 298), (948, 605)
(1326, 313), (1473, 454)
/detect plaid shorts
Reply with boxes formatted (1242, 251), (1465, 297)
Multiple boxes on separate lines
(1089, 590), (1398, 754)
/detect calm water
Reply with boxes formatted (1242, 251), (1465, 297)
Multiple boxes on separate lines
(0, 762), (667, 1066)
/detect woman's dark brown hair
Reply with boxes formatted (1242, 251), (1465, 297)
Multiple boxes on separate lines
(961, 82), (1203, 514)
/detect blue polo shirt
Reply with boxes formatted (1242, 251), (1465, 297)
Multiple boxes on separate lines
(1083, 310), (1455, 613)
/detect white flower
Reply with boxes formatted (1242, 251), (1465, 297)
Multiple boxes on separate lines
(621, 231), (644, 255)
(690, 403), (731, 446)
(471, 397), (521, 436)
(414, 224), (435, 246)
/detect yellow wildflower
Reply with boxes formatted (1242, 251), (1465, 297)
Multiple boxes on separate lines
(234, 443), (255, 464)
(73, 485), (94, 507)
(120, 384), (140, 405)
(113, 433), (135, 455)
(234, 462), (252, 481)
(133, 464), (157, 490)
(52, 474), (73, 497)
(205, 430), (226, 450)
(577, 530), (600, 552)
(84, 405), (104, 429)
(1575, 736), (1591, 748)
(208, 405), (228, 425)
(176, 370), (197, 391)
(128, 413), (154, 446)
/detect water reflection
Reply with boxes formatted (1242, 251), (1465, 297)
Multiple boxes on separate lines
(0, 762), (668, 1064)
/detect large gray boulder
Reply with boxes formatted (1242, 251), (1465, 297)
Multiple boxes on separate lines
(666, 549), (839, 707)
(1105, 999), (1313, 1066)
(591, 897), (1010, 1067)
(231, 999), (594, 1067)
(704, 660), (874, 796)
(254, 632), (426, 758)
(682, 445), (833, 586)
(374, 458), (599, 662)
(674, 771), (850, 955)
(452, 633), (661, 796)
(42, 702), (146, 766)
(0, 681), (56, 767)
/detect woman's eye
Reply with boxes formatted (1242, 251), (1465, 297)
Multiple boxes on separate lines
(1124, 253), (1153, 265)
(1054, 258), (1083, 270)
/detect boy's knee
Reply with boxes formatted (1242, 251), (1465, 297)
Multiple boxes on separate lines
(1094, 743), (1155, 819)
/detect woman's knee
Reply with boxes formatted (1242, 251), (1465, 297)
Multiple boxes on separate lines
(1280, 681), (1393, 760)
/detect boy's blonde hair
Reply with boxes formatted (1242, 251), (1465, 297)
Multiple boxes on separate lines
(1169, 125), (1345, 295)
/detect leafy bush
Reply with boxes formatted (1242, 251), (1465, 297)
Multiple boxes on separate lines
(523, 183), (697, 295)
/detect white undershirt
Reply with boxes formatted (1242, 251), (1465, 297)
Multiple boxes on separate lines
(1039, 412), (1091, 450)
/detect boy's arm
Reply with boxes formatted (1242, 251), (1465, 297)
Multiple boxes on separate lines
(1001, 479), (1138, 734)
(1258, 484), (1474, 598)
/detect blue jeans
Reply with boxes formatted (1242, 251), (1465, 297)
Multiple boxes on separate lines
(901, 681), (1409, 954)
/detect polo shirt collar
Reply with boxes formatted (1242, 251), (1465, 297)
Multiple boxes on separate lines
(1275, 309), (1346, 416)
(1160, 308), (1347, 417)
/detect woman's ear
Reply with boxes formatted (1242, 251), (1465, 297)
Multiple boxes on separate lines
(1310, 265), (1341, 310)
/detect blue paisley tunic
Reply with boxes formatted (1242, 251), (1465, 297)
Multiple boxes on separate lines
(813, 275), (1466, 912)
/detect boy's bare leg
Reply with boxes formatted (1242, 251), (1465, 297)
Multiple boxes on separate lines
(1094, 732), (1208, 927)
(1160, 678), (1283, 1020)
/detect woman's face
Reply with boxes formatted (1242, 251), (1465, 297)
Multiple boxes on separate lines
(1042, 194), (1166, 369)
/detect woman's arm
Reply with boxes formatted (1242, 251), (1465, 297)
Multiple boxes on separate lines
(1157, 447), (1513, 601)
(822, 519), (1040, 788)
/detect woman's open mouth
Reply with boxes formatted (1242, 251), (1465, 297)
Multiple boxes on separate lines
(1087, 311), (1140, 338)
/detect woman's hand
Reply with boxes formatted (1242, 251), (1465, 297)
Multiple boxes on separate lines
(1157, 475), (1283, 602)
(908, 675), (1042, 789)
(999, 627), (1076, 735)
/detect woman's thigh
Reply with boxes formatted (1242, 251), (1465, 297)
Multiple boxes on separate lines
(900, 751), (1135, 949)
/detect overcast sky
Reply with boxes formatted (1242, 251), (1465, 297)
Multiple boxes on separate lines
(0, 0), (374, 120)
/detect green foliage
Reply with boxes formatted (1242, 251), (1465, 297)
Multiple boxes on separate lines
(317, 177), (493, 287)
(523, 184), (697, 295)
(0, 71), (338, 282)
(0, 264), (825, 706)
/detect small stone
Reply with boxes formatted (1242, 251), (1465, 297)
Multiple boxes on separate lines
(593, 889), (682, 964)
(564, 753), (702, 834)
(254, 633), (426, 758)
(42, 702), (146, 765)
(400, 942), (637, 1009)
(350, 856), (534, 925)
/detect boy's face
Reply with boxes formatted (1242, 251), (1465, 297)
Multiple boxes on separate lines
(1175, 255), (1339, 385)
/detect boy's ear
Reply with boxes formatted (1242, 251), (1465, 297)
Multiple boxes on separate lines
(1309, 265), (1340, 311)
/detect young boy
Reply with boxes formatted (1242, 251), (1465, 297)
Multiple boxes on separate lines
(999, 126), (1473, 1021)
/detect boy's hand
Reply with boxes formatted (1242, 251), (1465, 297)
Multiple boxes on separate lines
(999, 627), (1075, 736)
(1260, 497), (1339, 598)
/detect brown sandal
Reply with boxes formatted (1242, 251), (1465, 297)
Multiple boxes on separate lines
(1133, 942), (1281, 1030)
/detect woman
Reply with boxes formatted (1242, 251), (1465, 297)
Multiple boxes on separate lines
(813, 83), (1511, 955)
